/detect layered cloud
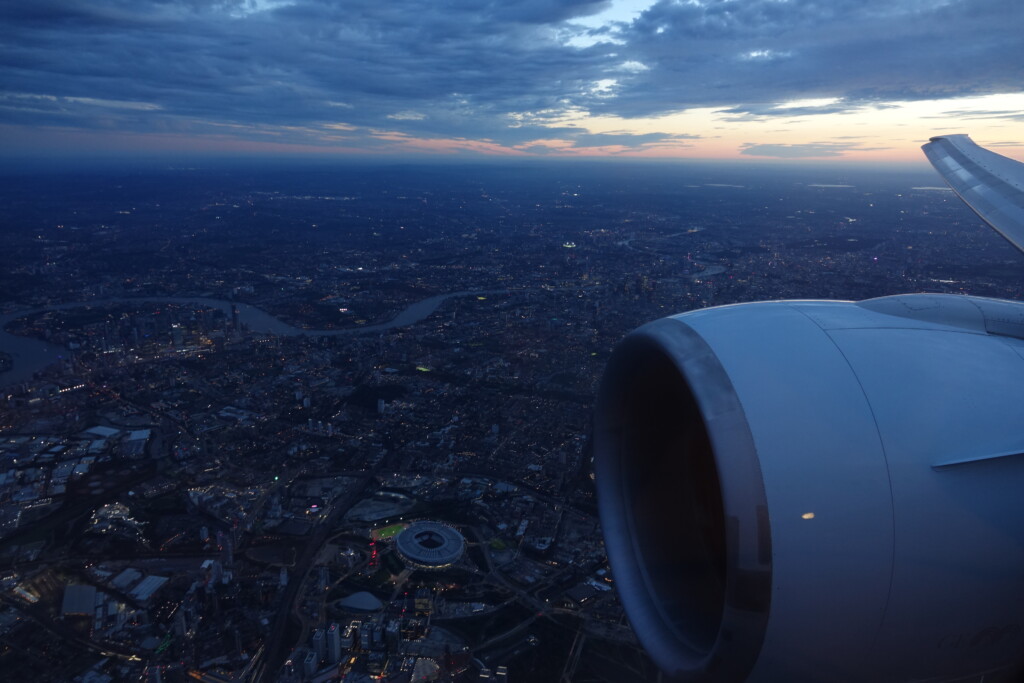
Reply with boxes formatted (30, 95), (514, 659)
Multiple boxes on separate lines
(1, 0), (1022, 158)
(740, 142), (889, 158)
(611, 0), (1024, 116)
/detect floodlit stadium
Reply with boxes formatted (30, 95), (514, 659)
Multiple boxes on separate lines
(394, 521), (465, 570)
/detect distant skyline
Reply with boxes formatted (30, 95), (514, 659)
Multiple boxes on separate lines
(2, 0), (1023, 164)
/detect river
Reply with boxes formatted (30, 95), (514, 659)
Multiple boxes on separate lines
(0, 291), (504, 387)
(689, 264), (725, 279)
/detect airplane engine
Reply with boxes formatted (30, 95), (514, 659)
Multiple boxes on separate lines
(595, 293), (1024, 682)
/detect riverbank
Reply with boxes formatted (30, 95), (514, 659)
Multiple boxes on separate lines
(0, 290), (508, 386)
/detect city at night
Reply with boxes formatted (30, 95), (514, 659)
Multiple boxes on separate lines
(3, 1), (1024, 682)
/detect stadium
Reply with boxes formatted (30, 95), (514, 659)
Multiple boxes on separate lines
(394, 521), (465, 570)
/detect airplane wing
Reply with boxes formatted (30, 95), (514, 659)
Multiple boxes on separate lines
(922, 134), (1024, 254)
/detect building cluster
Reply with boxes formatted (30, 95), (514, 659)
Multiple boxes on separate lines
(0, 425), (154, 540)
(1, 166), (1017, 682)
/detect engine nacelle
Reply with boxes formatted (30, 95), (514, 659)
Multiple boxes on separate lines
(595, 294), (1024, 682)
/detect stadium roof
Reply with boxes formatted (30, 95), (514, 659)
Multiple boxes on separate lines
(395, 521), (465, 570)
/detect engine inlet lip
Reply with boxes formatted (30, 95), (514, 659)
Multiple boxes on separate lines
(595, 316), (772, 682)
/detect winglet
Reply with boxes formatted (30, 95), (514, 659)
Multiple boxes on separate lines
(922, 134), (1024, 254)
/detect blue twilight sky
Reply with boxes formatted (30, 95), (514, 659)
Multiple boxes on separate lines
(2, 0), (1023, 162)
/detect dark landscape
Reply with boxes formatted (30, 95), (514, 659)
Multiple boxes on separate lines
(0, 160), (1015, 681)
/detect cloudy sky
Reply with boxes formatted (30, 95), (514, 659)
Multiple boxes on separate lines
(2, 0), (1023, 162)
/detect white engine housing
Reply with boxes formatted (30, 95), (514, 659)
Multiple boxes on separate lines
(595, 294), (1024, 682)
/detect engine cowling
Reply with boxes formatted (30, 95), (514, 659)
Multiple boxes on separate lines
(595, 294), (1024, 682)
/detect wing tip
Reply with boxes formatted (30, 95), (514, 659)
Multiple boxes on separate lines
(922, 131), (1024, 256)
(924, 133), (972, 146)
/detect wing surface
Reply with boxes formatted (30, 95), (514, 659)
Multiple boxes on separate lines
(922, 134), (1024, 254)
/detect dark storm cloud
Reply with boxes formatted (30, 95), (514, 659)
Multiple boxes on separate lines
(0, 0), (1021, 150)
